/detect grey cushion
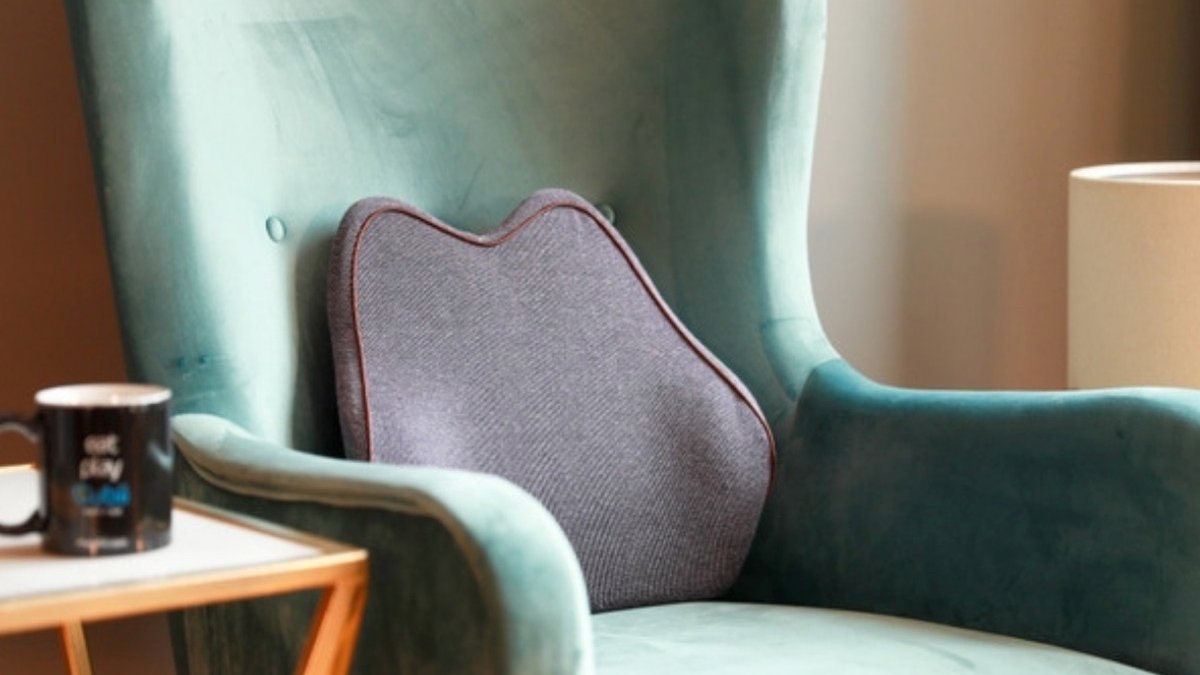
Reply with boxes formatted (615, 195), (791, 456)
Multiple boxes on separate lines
(327, 188), (773, 610)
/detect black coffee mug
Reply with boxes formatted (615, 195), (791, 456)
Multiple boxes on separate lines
(0, 383), (173, 555)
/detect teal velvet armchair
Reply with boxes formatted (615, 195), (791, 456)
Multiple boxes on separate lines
(66, 0), (1199, 673)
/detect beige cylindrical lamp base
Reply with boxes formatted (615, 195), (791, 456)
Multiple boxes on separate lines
(1069, 162), (1200, 389)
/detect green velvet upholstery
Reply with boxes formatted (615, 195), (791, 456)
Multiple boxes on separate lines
(735, 360), (1200, 673)
(65, 0), (1198, 673)
(170, 412), (589, 674)
(593, 603), (1143, 674)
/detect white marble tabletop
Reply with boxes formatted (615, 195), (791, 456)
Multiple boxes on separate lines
(0, 465), (320, 603)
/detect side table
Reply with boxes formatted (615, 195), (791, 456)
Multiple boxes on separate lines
(0, 465), (368, 675)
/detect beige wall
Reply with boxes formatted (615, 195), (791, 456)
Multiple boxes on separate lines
(812, 0), (1200, 390)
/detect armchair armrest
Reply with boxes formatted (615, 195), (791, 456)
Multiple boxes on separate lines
(735, 359), (1200, 674)
(170, 413), (591, 675)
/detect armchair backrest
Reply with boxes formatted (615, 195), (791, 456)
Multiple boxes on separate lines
(66, 0), (835, 453)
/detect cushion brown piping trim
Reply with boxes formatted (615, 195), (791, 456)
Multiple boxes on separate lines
(348, 199), (777, 480)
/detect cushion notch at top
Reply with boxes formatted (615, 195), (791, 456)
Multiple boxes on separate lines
(327, 188), (773, 610)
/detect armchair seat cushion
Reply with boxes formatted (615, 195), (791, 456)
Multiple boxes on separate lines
(593, 602), (1149, 674)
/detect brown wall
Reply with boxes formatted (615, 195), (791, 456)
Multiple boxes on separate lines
(0, 2), (125, 424)
(0, 3), (170, 674)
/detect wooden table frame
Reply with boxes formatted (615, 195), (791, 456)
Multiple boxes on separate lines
(0, 497), (368, 675)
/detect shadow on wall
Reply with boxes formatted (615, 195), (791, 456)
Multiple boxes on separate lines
(889, 0), (1138, 391)
(1122, 2), (1200, 160)
(900, 213), (999, 389)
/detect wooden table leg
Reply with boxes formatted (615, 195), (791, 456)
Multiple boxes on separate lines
(58, 621), (94, 675)
(295, 562), (368, 675)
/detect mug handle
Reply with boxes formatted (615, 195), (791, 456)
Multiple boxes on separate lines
(0, 414), (46, 535)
